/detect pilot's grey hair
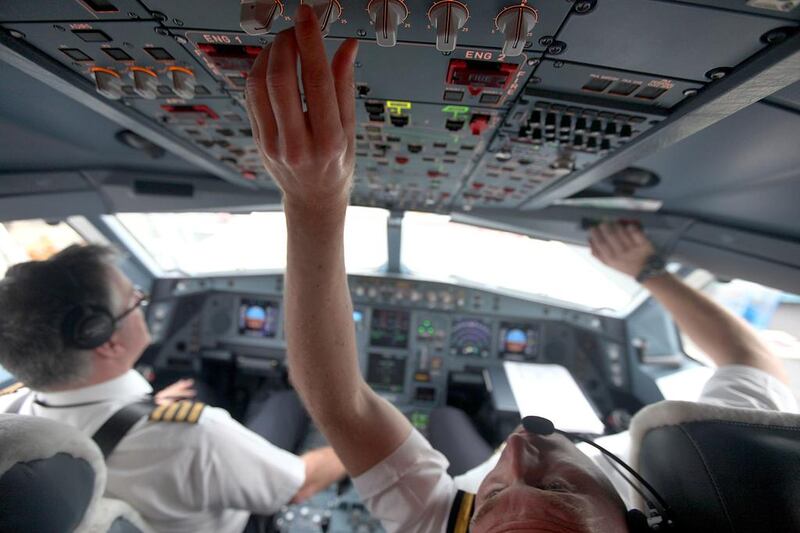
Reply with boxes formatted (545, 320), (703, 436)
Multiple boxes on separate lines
(0, 244), (118, 391)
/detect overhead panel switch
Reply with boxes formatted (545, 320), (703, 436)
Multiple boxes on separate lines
(240, 0), (284, 35)
(130, 67), (158, 99)
(428, 1), (469, 53)
(167, 66), (196, 99)
(91, 67), (123, 100)
(301, 0), (343, 37)
(495, 4), (538, 57)
(368, 0), (409, 48)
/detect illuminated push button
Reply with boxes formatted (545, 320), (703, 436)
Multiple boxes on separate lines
(91, 67), (123, 100)
(130, 67), (158, 99)
(494, 4), (538, 57)
(301, 0), (342, 37)
(167, 66), (196, 99)
(428, 1), (469, 53)
(368, 0), (408, 48)
(240, 0), (284, 35)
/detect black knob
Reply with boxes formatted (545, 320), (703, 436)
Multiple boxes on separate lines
(532, 128), (543, 142)
(545, 112), (557, 130)
(518, 125), (531, 137)
(575, 117), (587, 133)
(620, 124), (633, 139)
(600, 138), (611, 151)
(573, 134), (583, 147)
(559, 115), (572, 133)
(529, 110), (542, 125)
(604, 122), (617, 136)
(587, 137), (597, 150)
(590, 119), (602, 134)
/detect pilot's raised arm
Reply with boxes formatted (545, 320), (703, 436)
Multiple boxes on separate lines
(590, 222), (797, 410)
(245, 6), (631, 533)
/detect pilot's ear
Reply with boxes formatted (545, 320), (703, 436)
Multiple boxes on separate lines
(93, 331), (124, 360)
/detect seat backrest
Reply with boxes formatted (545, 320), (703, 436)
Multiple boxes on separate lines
(0, 414), (152, 533)
(629, 401), (800, 533)
(0, 413), (106, 532)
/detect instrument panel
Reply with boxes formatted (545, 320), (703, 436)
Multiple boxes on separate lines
(146, 273), (631, 421)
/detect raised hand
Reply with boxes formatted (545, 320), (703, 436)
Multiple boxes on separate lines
(154, 378), (196, 406)
(244, 4), (359, 213)
(589, 222), (656, 278)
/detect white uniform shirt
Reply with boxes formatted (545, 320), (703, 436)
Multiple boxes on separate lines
(353, 365), (799, 533)
(0, 371), (306, 533)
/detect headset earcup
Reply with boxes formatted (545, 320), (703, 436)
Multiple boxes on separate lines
(63, 306), (115, 350)
(626, 509), (651, 532)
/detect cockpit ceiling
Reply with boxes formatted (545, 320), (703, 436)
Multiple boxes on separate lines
(0, 0), (800, 214)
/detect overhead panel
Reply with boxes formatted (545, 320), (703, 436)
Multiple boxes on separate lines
(557, 0), (791, 81)
(1, 0), (798, 214)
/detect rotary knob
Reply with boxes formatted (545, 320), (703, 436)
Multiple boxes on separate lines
(91, 67), (123, 100)
(240, 0), (283, 35)
(130, 67), (158, 99)
(427, 1), (469, 53)
(167, 66), (196, 99)
(367, 0), (408, 48)
(302, 0), (342, 37)
(495, 4), (538, 57)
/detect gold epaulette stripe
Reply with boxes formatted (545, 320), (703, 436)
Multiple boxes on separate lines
(149, 401), (205, 424)
(0, 382), (24, 396)
(174, 400), (193, 422)
(454, 492), (475, 533)
(187, 402), (205, 423)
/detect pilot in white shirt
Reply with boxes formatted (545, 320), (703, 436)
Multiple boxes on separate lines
(0, 244), (345, 533)
(352, 364), (799, 533)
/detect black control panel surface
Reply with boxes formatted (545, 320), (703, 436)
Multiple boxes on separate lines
(146, 273), (631, 424)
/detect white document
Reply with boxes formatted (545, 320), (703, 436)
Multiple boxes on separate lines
(503, 361), (605, 435)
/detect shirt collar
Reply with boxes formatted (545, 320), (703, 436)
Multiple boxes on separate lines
(35, 370), (153, 407)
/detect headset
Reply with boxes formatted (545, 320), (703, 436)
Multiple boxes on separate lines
(61, 304), (118, 350)
(522, 416), (676, 532)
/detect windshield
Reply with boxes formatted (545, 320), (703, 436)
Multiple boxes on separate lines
(0, 219), (86, 279)
(112, 207), (389, 276)
(401, 212), (644, 312)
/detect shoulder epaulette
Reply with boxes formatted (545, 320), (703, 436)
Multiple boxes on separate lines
(446, 490), (475, 533)
(0, 382), (25, 397)
(149, 400), (206, 424)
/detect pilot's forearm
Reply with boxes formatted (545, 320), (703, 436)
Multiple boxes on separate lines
(284, 203), (412, 475)
(643, 273), (789, 383)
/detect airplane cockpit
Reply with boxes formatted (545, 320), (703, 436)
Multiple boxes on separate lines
(1, 1), (799, 532)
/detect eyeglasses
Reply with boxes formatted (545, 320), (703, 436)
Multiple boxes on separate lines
(114, 287), (149, 323)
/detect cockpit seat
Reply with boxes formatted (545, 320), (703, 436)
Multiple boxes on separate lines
(246, 389), (310, 453)
(0, 414), (152, 533)
(428, 406), (493, 476)
(630, 401), (800, 533)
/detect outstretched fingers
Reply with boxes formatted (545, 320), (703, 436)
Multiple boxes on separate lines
(245, 44), (278, 156)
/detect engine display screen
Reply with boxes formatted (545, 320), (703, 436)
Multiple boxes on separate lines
(450, 317), (492, 358)
(238, 299), (279, 338)
(499, 322), (541, 360)
(366, 352), (406, 393)
(370, 309), (410, 348)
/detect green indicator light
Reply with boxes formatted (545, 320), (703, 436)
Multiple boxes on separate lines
(442, 105), (470, 118)
(428, 327), (435, 334)
(418, 326), (426, 334)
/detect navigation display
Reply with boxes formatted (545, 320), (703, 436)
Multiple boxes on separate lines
(366, 353), (406, 393)
(450, 317), (492, 358)
(370, 309), (410, 348)
(499, 322), (541, 360)
(238, 299), (279, 338)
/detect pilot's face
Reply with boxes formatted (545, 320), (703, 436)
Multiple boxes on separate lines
(107, 266), (151, 363)
(471, 426), (628, 533)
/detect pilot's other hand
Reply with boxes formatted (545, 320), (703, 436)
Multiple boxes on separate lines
(245, 4), (359, 213)
(589, 222), (655, 278)
(154, 378), (197, 406)
(292, 446), (347, 504)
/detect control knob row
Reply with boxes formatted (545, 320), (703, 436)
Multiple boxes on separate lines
(91, 66), (195, 100)
(240, 0), (538, 56)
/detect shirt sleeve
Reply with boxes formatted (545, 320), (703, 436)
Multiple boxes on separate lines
(698, 364), (799, 413)
(199, 407), (306, 514)
(353, 429), (456, 533)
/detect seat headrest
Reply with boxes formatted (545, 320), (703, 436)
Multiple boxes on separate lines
(629, 401), (800, 533)
(0, 414), (106, 532)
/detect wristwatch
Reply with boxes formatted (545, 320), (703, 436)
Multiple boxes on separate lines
(636, 254), (667, 283)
